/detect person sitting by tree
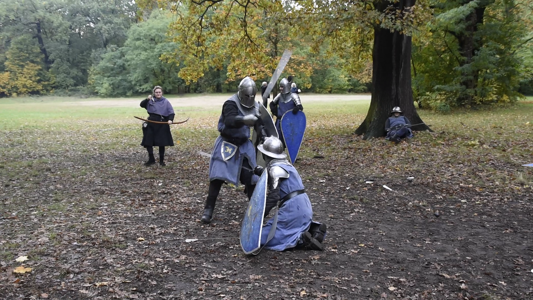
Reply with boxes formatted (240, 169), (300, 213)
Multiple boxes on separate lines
(385, 106), (413, 143)
(255, 136), (327, 251)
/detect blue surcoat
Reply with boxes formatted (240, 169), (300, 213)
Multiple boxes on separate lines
(208, 95), (259, 186)
(273, 94), (298, 138)
(260, 162), (313, 251)
(385, 116), (413, 139)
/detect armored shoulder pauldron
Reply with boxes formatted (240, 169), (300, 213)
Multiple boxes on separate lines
(268, 165), (289, 189)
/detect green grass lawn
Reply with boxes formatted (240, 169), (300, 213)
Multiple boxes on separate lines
(1, 95), (532, 152)
(1, 95), (531, 186)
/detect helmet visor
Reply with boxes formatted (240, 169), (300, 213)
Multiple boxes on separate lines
(239, 90), (256, 108)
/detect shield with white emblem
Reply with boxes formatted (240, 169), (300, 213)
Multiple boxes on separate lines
(221, 141), (237, 161)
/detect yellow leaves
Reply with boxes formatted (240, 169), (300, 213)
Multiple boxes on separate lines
(0, 72), (11, 95)
(13, 266), (32, 274)
(466, 140), (480, 147)
(95, 282), (109, 287)
(13, 256), (33, 274)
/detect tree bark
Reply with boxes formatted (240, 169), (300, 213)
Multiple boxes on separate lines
(34, 20), (51, 70)
(355, 0), (429, 139)
(456, 3), (488, 106)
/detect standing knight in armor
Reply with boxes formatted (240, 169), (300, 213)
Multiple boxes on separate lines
(201, 77), (266, 224)
(269, 78), (303, 146)
(255, 136), (327, 251)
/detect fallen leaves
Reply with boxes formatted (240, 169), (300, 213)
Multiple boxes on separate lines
(13, 266), (32, 274)
(1, 101), (532, 299)
(15, 256), (28, 262)
(95, 282), (109, 287)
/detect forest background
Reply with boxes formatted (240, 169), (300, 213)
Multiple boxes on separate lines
(0, 0), (532, 113)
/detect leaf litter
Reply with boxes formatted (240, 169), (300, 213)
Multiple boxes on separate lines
(0, 112), (532, 299)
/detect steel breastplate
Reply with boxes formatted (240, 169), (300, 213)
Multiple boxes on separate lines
(279, 93), (293, 104)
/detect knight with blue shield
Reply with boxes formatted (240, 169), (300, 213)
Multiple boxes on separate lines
(255, 136), (327, 251)
(269, 78), (303, 146)
(201, 77), (266, 224)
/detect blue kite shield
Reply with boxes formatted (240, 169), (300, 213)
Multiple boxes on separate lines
(240, 171), (268, 255)
(221, 141), (237, 161)
(280, 110), (306, 164)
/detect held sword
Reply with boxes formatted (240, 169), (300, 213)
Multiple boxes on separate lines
(262, 49), (292, 106)
(134, 116), (189, 125)
(389, 123), (426, 131)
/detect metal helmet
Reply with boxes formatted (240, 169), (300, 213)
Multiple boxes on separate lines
(257, 136), (287, 159)
(279, 78), (290, 95)
(391, 106), (402, 114)
(238, 77), (257, 108)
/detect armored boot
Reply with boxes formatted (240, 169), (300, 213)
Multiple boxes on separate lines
(201, 207), (214, 224)
(300, 231), (324, 251)
(201, 180), (222, 224)
(309, 223), (327, 243)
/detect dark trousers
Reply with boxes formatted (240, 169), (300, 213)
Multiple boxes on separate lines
(146, 146), (165, 162)
(204, 158), (255, 210)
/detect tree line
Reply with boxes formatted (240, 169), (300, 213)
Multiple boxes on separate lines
(0, 0), (532, 114)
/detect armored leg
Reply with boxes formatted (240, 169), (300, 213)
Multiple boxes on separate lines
(145, 146), (156, 166)
(159, 146), (166, 166)
(201, 179), (224, 224)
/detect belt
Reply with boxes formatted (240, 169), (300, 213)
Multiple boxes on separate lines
(279, 189), (305, 207)
(148, 113), (165, 121)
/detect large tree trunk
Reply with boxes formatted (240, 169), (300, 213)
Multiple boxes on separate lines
(355, 0), (429, 139)
(456, 3), (488, 106)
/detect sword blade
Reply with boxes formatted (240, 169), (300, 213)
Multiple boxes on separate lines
(262, 49), (292, 103)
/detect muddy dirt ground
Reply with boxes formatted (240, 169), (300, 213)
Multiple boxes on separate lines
(1, 96), (532, 299)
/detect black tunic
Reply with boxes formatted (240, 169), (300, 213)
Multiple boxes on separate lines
(140, 99), (175, 147)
